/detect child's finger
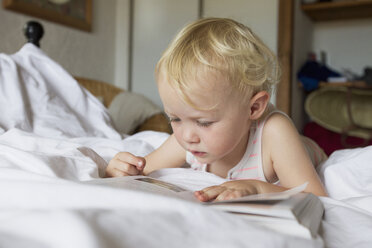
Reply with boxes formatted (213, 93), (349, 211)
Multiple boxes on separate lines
(112, 168), (131, 177)
(112, 160), (141, 176)
(105, 167), (130, 177)
(115, 152), (145, 170)
(215, 189), (237, 201)
(136, 157), (146, 170)
(194, 186), (226, 202)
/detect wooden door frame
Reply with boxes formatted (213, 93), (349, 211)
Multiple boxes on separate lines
(276, 0), (294, 116)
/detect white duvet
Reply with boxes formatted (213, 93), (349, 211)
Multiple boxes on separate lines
(0, 45), (371, 248)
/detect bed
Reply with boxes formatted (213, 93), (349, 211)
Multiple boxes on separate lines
(0, 22), (371, 248)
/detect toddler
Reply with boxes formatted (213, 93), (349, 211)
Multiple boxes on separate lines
(106, 18), (327, 201)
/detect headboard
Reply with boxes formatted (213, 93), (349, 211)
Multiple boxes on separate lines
(23, 21), (172, 135)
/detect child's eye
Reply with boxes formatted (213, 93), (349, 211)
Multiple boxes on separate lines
(168, 117), (181, 123)
(197, 121), (213, 127)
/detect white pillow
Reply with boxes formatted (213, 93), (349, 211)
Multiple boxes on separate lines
(108, 92), (162, 134)
(317, 146), (372, 200)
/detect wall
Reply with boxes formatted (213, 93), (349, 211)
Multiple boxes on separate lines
(312, 18), (372, 76)
(0, 0), (119, 86)
(203, 0), (278, 53)
(131, 0), (200, 107)
(130, 0), (279, 107)
(114, 0), (130, 89)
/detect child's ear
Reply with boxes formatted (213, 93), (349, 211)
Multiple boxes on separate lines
(249, 91), (270, 120)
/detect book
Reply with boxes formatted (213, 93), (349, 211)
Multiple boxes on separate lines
(85, 175), (324, 240)
(208, 192), (324, 239)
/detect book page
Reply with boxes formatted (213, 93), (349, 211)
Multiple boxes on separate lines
(85, 176), (197, 201)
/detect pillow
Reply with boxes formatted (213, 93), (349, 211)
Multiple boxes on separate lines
(108, 91), (162, 134)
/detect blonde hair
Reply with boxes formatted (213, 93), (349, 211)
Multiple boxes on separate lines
(156, 17), (280, 107)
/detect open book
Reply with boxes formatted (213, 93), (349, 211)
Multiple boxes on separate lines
(209, 190), (324, 239)
(85, 175), (324, 240)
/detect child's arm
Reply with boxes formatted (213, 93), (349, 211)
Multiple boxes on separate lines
(195, 114), (327, 202)
(105, 134), (186, 177)
(143, 134), (186, 175)
(263, 114), (327, 196)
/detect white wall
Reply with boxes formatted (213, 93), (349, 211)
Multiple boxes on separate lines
(114, 0), (131, 89)
(131, 0), (200, 107)
(312, 19), (372, 76)
(203, 0), (278, 53)
(0, 0), (118, 85)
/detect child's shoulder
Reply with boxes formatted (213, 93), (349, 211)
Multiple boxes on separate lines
(261, 108), (302, 165)
(262, 107), (296, 138)
(259, 104), (291, 125)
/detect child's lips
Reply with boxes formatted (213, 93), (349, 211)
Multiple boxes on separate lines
(190, 150), (207, 157)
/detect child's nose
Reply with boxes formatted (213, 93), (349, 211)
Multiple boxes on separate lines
(182, 127), (199, 144)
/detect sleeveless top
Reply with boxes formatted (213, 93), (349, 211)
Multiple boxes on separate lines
(186, 106), (326, 182)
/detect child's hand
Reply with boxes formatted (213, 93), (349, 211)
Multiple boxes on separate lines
(105, 152), (146, 177)
(194, 180), (261, 202)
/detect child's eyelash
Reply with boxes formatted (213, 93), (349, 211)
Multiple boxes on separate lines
(167, 116), (212, 127)
(197, 121), (213, 127)
(168, 117), (180, 123)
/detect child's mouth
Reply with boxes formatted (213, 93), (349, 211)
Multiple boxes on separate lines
(191, 150), (207, 157)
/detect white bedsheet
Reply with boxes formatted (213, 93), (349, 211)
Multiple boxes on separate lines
(0, 129), (319, 248)
(0, 129), (371, 248)
(1, 45), (372, 248)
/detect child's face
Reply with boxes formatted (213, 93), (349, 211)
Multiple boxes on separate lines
(158, 70), (252, 167)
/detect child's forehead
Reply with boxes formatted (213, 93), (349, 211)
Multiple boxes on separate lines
(159, 64), (228, 90)
(193, 73), (228, 91)
(158, 64), (243, 110)
(183, 72), (233, 101)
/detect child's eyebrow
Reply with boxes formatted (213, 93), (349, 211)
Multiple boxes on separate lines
(189, 112), (219, 121)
